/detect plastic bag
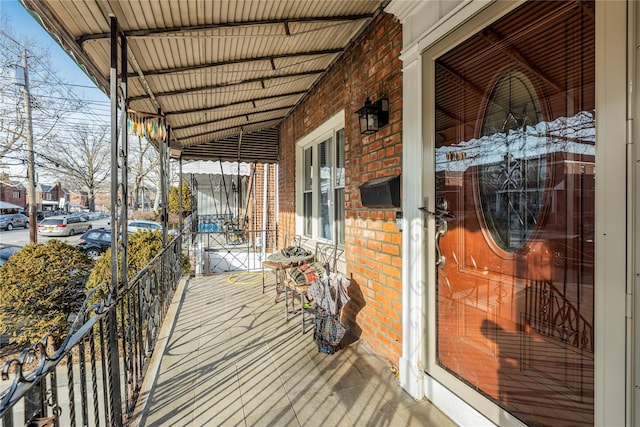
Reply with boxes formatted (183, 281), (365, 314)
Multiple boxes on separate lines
(314, 307), (346, 354)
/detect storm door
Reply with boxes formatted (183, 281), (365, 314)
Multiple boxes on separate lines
(433, 1), (595, 425)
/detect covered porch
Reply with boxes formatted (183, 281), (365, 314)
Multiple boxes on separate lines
(130, 273), (453, 426)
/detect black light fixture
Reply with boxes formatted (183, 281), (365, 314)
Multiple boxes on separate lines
(356, 97), (389, 134)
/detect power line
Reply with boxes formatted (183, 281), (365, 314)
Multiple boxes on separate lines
(1, 28), (111, 127)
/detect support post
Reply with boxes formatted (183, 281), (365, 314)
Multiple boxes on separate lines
(120, 33), (128, 290)
(108, 16), (123, 427)
(179, 155), (183, 232)
(160, 124), (169, 245)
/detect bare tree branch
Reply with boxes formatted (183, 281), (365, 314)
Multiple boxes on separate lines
(40, 126), (110, 210)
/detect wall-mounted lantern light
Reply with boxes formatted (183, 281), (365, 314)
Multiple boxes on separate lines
(356, 97), (389, 134)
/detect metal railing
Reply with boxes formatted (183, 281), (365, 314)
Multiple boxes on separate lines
(198, 227), (278, 273)
(0, 236), (183, 427)
(524, 279), (594, 353)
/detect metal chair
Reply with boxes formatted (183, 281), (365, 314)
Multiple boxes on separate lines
(284, 241), (344, 333)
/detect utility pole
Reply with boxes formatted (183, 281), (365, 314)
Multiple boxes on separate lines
(16, 49), (40, 423)
(18, 51), (37, 243)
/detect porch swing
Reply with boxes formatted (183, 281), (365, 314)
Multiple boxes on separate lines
(218, 129), (257, 245)
(222, 161), (257, 245)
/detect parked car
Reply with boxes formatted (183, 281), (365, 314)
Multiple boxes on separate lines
(37, 216), (92, 237)
(0, 213), (29, 231)
(0, 243), (21, 266)
(86, 211), (102, 221)
(21, 210), (45, 221)
(127, 220), (178, 236)
(77, 228), (112, 258)
(68, 212), (90, 222)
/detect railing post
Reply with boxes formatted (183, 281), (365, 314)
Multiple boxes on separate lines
(23, 378), (44, 425)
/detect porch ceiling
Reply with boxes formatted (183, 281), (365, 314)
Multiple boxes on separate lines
(19, 0), (387, 164)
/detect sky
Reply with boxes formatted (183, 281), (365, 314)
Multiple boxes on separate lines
(0, 0), (110, 181)
(0, 0), (105, 96)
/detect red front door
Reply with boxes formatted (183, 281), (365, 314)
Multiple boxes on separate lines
(434, 2), (594, 425)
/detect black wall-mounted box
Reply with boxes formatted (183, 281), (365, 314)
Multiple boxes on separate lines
(359, 175), (401, 208)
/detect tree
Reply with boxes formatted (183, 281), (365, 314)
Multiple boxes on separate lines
(144, 152), (179, 212)
(40, 126), (110, 211)
(0, 16), (86, 183)
(85, 229), (165, 292)
(0, 240), (93, 346)
(129, 134), (159, 210)
(168, 183), (192, 217)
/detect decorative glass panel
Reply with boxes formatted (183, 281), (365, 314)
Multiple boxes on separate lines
(335, 129), (345, 244)
(334, 188), (345, 245)
(479, 71), (546, 251)
(335, 129), (345, 187)
(304, 147), (312, 191)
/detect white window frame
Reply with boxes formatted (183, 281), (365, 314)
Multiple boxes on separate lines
(295, 111), (345, 245)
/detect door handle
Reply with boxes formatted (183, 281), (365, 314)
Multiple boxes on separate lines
(420, 197), (453, 269)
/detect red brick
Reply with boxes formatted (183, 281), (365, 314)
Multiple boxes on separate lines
(278, 12), (403, 367)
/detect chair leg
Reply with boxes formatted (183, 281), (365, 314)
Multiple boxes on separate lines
(285, 283), (290, 321)
(277, 269), (284, 302)
(301, 294), (305, 334)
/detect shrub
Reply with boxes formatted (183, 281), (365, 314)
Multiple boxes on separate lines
(168, 183), (192, 217)
(86, 230), (164, 292)
(0, 240), (93, 346)
(180, 252), (190, 275)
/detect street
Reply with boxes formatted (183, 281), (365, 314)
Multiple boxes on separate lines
(0, 218), (110, 248)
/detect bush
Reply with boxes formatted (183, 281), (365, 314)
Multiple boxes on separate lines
(0, 240), (93, 346)
(86, 230), (164, 292)
(168, 183), (192, 217)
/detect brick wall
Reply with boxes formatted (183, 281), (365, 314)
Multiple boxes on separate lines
(247, 163), (279, 252)
(279, 13), (403, 366)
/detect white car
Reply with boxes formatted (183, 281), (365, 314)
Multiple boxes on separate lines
(37, 216), (92, 237)
(127, 220), (178, 236)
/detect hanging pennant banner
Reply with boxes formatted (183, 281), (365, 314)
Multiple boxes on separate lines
(126, 110), (167, 141)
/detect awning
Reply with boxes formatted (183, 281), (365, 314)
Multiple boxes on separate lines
(182, 161), (251, 177)
(182, 161), (252, 188)
(20, 0), (387, 164)
(0, 201), (23, 210)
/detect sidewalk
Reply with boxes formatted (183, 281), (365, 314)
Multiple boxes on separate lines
(131, 273), (457, 426)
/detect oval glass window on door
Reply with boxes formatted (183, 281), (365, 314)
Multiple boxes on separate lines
(478, 71), (547, 253)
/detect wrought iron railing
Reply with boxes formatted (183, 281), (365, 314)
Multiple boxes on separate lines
(197, 227), (279, 273)
(524, 279), (594, 353)
(0, 235), (183, 427)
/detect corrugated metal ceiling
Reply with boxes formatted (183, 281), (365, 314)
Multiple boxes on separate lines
(19, 0), (386, 163)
